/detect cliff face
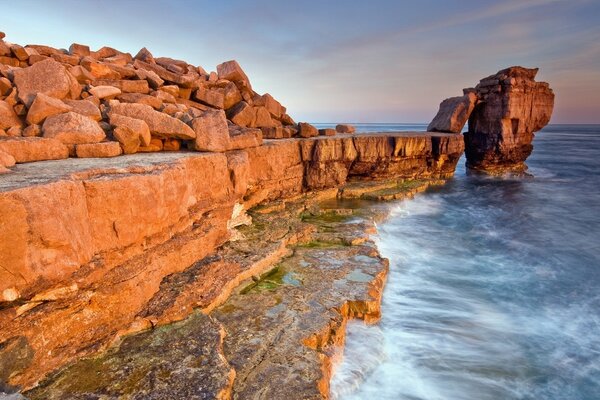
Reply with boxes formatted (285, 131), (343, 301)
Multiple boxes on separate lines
(0, 132), (463, 389)
(428, 66), (554, 173)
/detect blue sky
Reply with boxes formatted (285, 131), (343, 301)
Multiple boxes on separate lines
(2, 0), (599, 123)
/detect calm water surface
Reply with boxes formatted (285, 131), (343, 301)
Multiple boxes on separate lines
(329, 124), (600, 400)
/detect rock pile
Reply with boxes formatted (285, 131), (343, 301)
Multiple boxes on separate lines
(428, 66), (554, 173)
(0, 32), (351, 173)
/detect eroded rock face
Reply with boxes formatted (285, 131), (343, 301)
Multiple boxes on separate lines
(427, 92), (477, 133)
(12, 59), (73, 106)
(466, 67), (554, 173)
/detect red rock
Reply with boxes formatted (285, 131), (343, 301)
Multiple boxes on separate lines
(153, 89), (177, 104)
(191, 109), (230, 152)
(283, 126), (297, 138)
(0, 137), (68, 162)
(254, 93), (285, 118)
(134, 47), (155, 64)
(69, 43), (90, 57)
(0, 149), (15, 168)
(465, 66), (555, 172)
(133, 59), (196, 88)
(93, 79), (150, 94)
(178, 87), (192, 100)
(335, 124), (356, 134)
(113, 126), (140, 154)
(10, 44), (28, 61)
(261, 126), (284, 139)
(194, 86), (225, 109)
(229, 126), (263, 150)
(42, 111), (106, 144)
(163, 138), (181, 151)
(110, 113), (151, 147)
(227, 101), (254, 127)
(80, 57), (121, 79)
(0, 56), (19, 67)
(26, 93), (71, 125)
(216, 60), (252, 90)
(0, 100), (23, 130)
(12, 58), (72, 106)
(222, 81), (242, 110)
(135, 68), (164, 89)
(117, 93), (163, 110)
(75, 141), (122, 158)
(108, 101), (196, 140)
(51, 53), (80, 66)
(298, 122), (318, 138)
(64, 99), (102, 121)
(22, 124), (41, 137)
(138, 137), (163, 152)
(0, 77), (12, 96)
(427, 92), (476, 133)
(92, 46), (121, 60)
(252, 106), (275, 128)
(88, 85), (121, 99)
(319, 128), (336, 136)
(6, 126), (22, 136)
(69, 65), (95, 84)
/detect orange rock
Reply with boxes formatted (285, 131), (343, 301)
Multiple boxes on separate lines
(112, 126), (140, 154)
(216, 60), (252, 91)
(0, 77), (12, 96)
(298, 122), (318, 138)
(26, 92), (71, 125)
(191, 109), (230, 152)
(0, 137), (68, 162)
(75, 141), (122, 158)
(0, 100), (23, 130)
(227, 101), (254, 127)
(427, 92), (477, 133)
(194, 86), (225, 109)
(110, 114), (151, 147)
(0, 148), (15, 168)
(89, 85), (121, 99)
(229, 126), (263, 150)
(261, 126), (284, 139)
(69, 43), (90, 57)
(134, 47), (155, 63)
(117, 93), (163, 110)
(319, 128), (336, 136)
(64, 99), (102, 121)
(163, 138), (181, 151)
(22, 124), (42, 137)
(80, 57), (121, 79)
(138, 137), (163, 152)
(12, 58), (72, 106)
(42, 111), (106, 144)
(222, 81), (242, 110)
(10, 44), (28, 61)
(254, 93), (285, 119)
(252, 106), (275, 128)
(93, 79), (150, 94)
(335, 124), (356, 134)
(108, 102), (196, 140)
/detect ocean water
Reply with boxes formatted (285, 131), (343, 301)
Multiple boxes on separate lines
(329, 124), (600, 400)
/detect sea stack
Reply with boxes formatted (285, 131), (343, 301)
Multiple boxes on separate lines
(429, 66), (554, 173)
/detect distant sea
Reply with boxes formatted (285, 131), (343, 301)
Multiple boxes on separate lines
(325, 124), (600, 400)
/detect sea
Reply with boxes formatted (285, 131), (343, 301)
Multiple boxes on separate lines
(316, 124), (600, 400)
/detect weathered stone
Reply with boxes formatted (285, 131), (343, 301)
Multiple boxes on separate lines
(133, 59), (196, 88)
(88, 85), (121, 99)
(108, 102), (196, 140)
(138, 137), (163, 152)
(0, 149), (16, 169)
(229, 127), (263, 150)
(10, 44), (28, 61)
(12, 59), (72, 106)
(22, 124), (42, 137)
(6, 126), (22, 137)
(319, 128), (336, 136)
(51, 53), (80, 66)
(68, 43), (90, 57)
(163, 138), (181, 151)
(134, 47), (155, 63)
(254, 93), (285, 118)
(93, 79), (150, 94)
(216, 60), (252, 90)
(298, 122), (318, 138)
(92, 46), (121, 60)
(194, 86), (224, 109)
(261, 126), (284, 139)
(465, 66), (554, 173)
(42, 111), (106, 144)
(252, 106), (275, 128)
(226, 101), (254, 127)
(75, 141), (122, 158)
(0, 100), (23, 130)
(0, 137), (68, 162)
(110, 113), (151, 146)
(26, 93), (71, 125)
(222, 81), (242, 109)
(0, 77), (12, 96)
(68, 65), (95, 84)
(427, 92), (477, 133)
(63, 99), (102, 121)
(112, 126), (140, 154)
(80, 57), (121, 79)
(117, 93), (163, 110)
(0, 56), (20, 67)
(135, 68), (164, 89)
(335, 124), (356, 134)
(191, 109), (230, 152)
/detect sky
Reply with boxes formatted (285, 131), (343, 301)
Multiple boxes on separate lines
(1, 0), (599, 123)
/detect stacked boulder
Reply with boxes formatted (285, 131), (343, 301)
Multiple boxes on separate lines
(0, 32), (315, 173)
(428, 66), (554, 173)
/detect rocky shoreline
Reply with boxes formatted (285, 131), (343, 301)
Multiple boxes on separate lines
(0, 32), (554, 399)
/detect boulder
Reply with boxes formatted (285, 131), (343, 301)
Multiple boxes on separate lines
(254, 93), (284, 119)
(69, 43), (90, 57)
(108, 101), (196, 140)
(75, 141), (122, 158)
(216, 60), (252, 90)
(133, 59), (196, 88)
(134, 47), (155, 63)
(0, 77), (12, 96)
(117, 93), (163, 110)
(89, 85), (121, 99)
(319, 128), (336, 136)
(253, 106), (275, 128)
(194, 86), (224, 109)
(42, 111), (106, 144)
(69, 65), (95, 83)
(427, 92), (477, 133)
(93, 79), (150, 94)
(10, 44), (29, 61)
(22, 124), (42, 137)
(261, 126), (284, 139)
(222, 81), (242, 110)
(227, 101), (254, 127)
(0, 137), (68, 162)
(191, 109), (230, 152)
(112, 126), (140, 154)
(0, 149), (16, 169)
(109, 113), (151, 146)
(163, 138), (181, 151)
(298, 122), (318, 138)
(64, 99), (102, 121)
(26, 93), (71, 125)
(0, 100), (23, 130)
(464, 66), (554, 172)
(138, 137), (163, 152)
(12, 58), (72, 106)
(335, 124), (356, 134)
(229, 126), (263, 150)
